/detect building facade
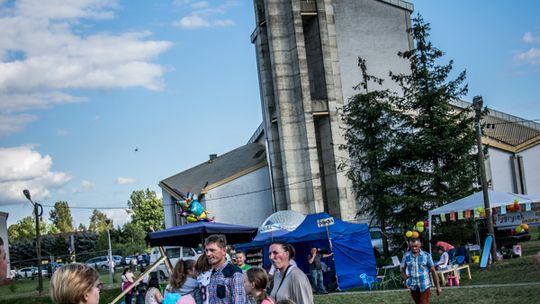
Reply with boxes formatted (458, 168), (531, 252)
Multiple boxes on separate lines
(251, 0), (413, 221)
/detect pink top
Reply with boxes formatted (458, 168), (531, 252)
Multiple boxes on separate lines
(261, 297), (275, 304)
(436, 241), (455, 251)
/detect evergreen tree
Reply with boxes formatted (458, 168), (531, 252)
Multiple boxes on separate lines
(389, 15), (478, 226)
(341, 58), (405, 256)
(49, 201), (74, 233)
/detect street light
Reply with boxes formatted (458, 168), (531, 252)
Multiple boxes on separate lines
(472, 96), (498, 263)
(105, 220), (114, 286)
(23, 189), (43, 295)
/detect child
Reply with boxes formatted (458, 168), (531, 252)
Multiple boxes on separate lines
(164, 259), (200, 304)
(196, 253), (211, 304)
(145, 277), (163, 304)
(244, 267), (275, 304)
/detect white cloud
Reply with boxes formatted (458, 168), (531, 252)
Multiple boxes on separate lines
(103, 209), (132, 227)
(115, 177), (137, 185)
(515, 48), (540, 65)
(0, 113), (36, 136)
(74, 180), (96, 193)
(523, 32), (540, 44)
(173, 1), (235, 29)
(0, 0), (172, 135)
(0, 146), (71, 205)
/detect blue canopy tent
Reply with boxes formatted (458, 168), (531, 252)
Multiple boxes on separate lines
(237, 212), (376, 290)
(145, 221), (258, 248)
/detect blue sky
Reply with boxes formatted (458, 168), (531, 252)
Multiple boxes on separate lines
(1, 0), (539, 228)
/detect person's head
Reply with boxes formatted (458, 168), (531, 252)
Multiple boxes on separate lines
(276, 300), (296, 304)
(50, 263), (102, 304)
(169, 259), (196, 289)
(195, 252), (211, 273)
(409, 238), (422, 254)
(235, 251), (247, 267)
(123, 267), (131, 275)
(204, 234), (227, 268)
(269, 241), (295, 271)
(244, 267), (269, 302)
(437, 246), (444, 253)
(148, 277), (160, 289)
(310, 247), (318, 255)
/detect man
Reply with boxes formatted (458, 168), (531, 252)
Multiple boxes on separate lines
(401, 238), (441, 304)
(0, 237), (8, 285)
(308, 247), (332, 294)
(205, 234), (246, 304)
(430, 240), (456, 262)
(235, 251), (251, 272)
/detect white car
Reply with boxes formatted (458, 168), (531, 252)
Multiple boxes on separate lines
(150, 246), (201, 280)
(15, 266), (48, 279)
(85, 256), (115, 271)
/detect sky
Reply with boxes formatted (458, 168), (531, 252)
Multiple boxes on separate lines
(1, 0), (539, 229)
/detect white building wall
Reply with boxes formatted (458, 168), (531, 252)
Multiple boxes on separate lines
(162, 190), (176, 229)
(521, 145), (540, 197)
(204, 167), (273, 228)
(488, 148), (515, 192)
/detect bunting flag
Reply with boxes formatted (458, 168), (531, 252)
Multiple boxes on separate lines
(465, 209), (471, 219)
(440, 214), (446, 222)
(526, 203), (531, 211)
(474, 209), (480, 218)
(450, 212), (456, 221)
(500, 205), (506, 215)
(457, 211), (464, 220)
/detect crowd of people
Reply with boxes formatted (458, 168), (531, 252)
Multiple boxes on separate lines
(48, 234), (318, 304)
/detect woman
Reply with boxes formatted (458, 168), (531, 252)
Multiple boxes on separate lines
(145, 277), (163, 304)
(122, 267), (136, 304)
(165, 259), (201, 304)
(435, 246), (449, 270)
(244, 267), (274, 304)
(50, 263), (103, 304)
(269, 241), (313, 304)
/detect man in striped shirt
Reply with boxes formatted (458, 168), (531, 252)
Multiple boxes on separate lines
(400, 238), (441, 304)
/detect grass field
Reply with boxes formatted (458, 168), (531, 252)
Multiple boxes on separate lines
(2, 228), (539, 303)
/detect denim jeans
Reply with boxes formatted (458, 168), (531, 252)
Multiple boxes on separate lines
(310, 269), (326, 293)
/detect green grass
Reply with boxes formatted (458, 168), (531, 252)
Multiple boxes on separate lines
(2, 236), (540, 303)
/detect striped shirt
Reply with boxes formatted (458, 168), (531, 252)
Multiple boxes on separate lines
(400, 250), (435, 292)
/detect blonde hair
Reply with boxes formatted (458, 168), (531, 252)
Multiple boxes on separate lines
(50, 263), (99, 304)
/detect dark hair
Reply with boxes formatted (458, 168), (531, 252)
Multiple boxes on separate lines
(205, 234), (227, 248)
(169, 259), (196, 290)
(246, 267), (269, 304)
(148, 277), (160, 289)
(235, 251), (246, 257)
(122, 267), (130, 275)
(409, 238), (422, 245)
(270, 241), (295, 260)
(0, 236), (3, 246)
(196, 253), (211, 273)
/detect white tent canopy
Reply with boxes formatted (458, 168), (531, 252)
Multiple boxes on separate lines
(429, 190), (538, 216)
(428, 190), (540, 245)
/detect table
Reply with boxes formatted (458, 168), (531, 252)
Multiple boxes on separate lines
(434, 264), (472, 286)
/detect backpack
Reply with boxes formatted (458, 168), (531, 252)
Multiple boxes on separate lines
(163, 292), (181, 304)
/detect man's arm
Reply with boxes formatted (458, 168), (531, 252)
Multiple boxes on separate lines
(231, 271), (247, 304)
(400, 267), (408, 289)
(322, 252), (333, 258)
(429, 266), (442, 296)
(308, 252), (316, 264)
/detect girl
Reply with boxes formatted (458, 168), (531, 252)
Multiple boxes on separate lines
(122, 267), (136, 304)
(196, 253), (211, 304)
(145, 277), (163, 304)
(165, 259), (201, 304)
(244, 267), (275, 304)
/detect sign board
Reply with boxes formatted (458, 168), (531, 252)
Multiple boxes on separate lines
(494, 208), (540, 228)
(317, 217), (334, 228)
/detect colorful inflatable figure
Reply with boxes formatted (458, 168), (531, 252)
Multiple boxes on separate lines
(177, 192), (212, 223)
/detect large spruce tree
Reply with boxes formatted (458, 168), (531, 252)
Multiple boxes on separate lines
(389, 15), (478, 225)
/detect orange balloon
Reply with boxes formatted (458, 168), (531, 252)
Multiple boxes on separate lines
(412, 231), (420, 238)
(520, 223), (529, 231)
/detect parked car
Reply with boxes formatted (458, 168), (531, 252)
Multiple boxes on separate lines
(85, 256), (115, 270)
(149, 246), (201, 280)
(112, 255), (123, 266)
(15, 266), (48, 279)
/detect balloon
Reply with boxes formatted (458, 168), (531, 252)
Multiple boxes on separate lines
(516, 226), (523, 233)
(520, 223), (529, 231)
(416, 221), (424, 227)
(514, 199), (519, 204)
(176, 193), (213, 222)
(514, 203), (521, 210)
(406, 231), (413, 238)
(478, 207), (485, 213)
(507, 204), (515, 212)
(412, 231), (420, 238)
(417, 226), (425, 233)
(480, 211), (486, 218)
(424, 220), (429, 228)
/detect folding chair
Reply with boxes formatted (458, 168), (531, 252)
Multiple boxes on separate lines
(359, 273), (376, 290)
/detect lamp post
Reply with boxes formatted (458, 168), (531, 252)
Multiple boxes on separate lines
(23, 189), (43, 295)
(105, 220), (114, 286)
(472, 96), (498, 263)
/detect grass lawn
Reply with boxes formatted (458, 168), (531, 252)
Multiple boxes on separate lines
(2, 228), (539, 303)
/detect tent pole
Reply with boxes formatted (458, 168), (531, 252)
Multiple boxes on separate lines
(428, 214), (432, 254)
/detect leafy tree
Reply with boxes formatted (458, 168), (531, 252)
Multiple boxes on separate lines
(127, 189), (164, 232)
(88, 209), (112, 234)
(73, 231), (99, 263)
(389, 15), (477, 226)
(77, 223), (87, 231)
(341, 58), (405, 256)
(49, 201), (74, 233)
(8, 216), (46, 242)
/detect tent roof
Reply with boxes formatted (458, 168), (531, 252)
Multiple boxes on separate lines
(429, 190), (539, 216)
(145, 221), (258, 248)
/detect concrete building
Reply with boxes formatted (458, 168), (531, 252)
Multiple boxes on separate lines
(251, 0), (414, 221)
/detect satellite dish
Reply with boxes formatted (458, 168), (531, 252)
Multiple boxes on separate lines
(259, 210), (306, 233)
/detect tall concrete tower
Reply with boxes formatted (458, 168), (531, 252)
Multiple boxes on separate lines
(251, 0), (413, 221)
